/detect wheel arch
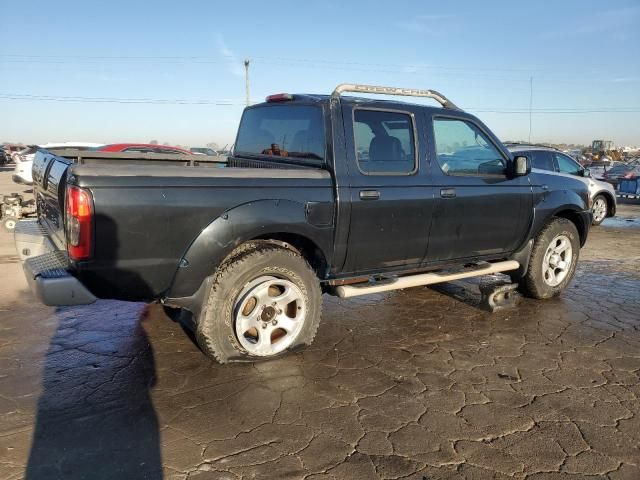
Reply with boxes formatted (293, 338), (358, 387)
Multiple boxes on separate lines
(553, 208), (589, 246)
(166, 199), (334, 300)
(248, 233), (329, 278)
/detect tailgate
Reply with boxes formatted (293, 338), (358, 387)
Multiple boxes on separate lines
(32, 151), (72, 250)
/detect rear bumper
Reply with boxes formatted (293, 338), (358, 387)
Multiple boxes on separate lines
(15, 219), (96, 306)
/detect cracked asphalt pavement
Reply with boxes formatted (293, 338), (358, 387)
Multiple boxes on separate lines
(0, 171), (639, 479)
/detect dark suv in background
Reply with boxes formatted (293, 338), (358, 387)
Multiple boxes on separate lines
(0, 146), (8, 165)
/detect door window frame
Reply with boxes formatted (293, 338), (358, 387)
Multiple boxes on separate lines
(553, 152), (583, 175)
(529, 150), (555, 172)
(351, 107), (419, 176)
(431, 114), (509, 178)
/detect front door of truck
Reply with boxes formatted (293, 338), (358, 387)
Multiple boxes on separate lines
(425, 115), (532, 262)
(340, 103), (435, 275)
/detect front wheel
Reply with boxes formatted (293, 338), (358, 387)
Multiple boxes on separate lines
(517, 218), (580, 299)
(591, 195), (608, 226)
(195, 244), (322, 363)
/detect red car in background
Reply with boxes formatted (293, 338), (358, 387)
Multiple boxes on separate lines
(97, 143), (191, 155)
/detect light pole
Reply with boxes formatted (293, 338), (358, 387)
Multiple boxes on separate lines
(528, 76), (533, 142)
(244, 59), (250, 106)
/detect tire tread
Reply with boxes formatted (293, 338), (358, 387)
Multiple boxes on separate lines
(196, 244), (321, 363)
(519, 217), (579, 299)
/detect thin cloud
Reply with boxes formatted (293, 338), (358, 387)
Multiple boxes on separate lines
(541, 5), (640, 39)
(216, 33), (244, 77)
(612, 76), (640, 83)
(395, 14), (456, 35)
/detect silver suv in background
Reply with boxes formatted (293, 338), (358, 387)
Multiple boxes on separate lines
(507, 144), (616, 226)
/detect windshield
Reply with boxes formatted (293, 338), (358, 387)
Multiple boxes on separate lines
(235, 105), (325, 162)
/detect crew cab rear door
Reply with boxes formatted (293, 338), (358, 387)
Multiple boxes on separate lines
(339, 102), (436, 275)
(425, 114), (532, 262)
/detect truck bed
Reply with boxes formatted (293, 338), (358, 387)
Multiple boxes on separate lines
(30, 150), (335, 301)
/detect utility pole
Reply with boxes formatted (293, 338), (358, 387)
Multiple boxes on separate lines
(244, 59), (250, 106)
(528, 76), (533, 143)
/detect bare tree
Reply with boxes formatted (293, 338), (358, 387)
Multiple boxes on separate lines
(149, 140), (159, 145)
(206, 142), (220, 150)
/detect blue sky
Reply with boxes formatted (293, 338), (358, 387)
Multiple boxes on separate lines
(1, 0), (639, 147)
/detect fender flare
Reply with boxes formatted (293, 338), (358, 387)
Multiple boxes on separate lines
(526, 189), (590, 248)
(166, 199), (333, 299)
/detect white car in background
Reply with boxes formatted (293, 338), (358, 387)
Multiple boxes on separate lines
(12, 142), (104, 184)
(507, 144), (617, 226)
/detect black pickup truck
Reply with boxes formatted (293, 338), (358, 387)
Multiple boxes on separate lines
(16, 84), (592, 363)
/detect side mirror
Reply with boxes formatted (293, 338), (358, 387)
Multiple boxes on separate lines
(581, 168), (591, 178)
(514, 155), (530, 176)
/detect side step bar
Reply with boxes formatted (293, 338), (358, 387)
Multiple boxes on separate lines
(334, 260), (520, 299)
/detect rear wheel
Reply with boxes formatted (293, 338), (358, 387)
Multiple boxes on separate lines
(591, 195), (608, 226)
(517, 218), (580, 299)
(195, 244), (322, 363)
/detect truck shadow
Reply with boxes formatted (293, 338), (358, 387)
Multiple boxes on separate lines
(428, 279), (487, 312)
(25, 214), (162, 479)
(25, 303), (163, 480)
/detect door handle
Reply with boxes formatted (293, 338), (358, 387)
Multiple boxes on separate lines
(359, 190), (380, 200)
(440, 188), (456, 198)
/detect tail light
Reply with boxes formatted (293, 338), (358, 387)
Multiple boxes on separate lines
(65, 185), (93, 260)
(266, 93), (293, 102)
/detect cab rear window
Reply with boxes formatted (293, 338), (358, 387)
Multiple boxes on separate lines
(235, 105), (325, 162)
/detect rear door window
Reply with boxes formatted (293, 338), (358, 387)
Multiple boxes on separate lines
(155, 148), (183, 155)
(123, 147), (155, 153)
(235, 105), (325, 162)
(353, 109), (416, 174)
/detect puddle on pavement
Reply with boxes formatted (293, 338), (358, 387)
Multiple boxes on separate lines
(602, 216), (640, 228)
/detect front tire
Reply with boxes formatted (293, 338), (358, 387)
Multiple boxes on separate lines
(517, 218), (580, 299)
(591, 195), (608, 226)
(195, 244), (322, 363)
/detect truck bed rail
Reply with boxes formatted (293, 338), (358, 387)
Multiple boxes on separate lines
(50, 149), (227, 167)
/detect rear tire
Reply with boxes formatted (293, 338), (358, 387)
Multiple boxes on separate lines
(517, 218), (580, 299)
(195, 244), (322, 363)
